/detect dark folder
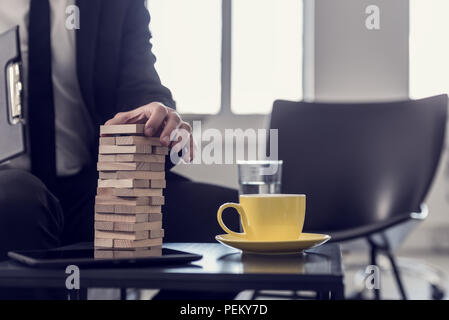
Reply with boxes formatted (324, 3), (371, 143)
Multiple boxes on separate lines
(0, 26), (26, 163)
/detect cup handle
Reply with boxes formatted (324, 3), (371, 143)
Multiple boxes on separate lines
(217, 203), (249, 238)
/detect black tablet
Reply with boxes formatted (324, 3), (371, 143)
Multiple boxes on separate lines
(8, 248), (202, 268)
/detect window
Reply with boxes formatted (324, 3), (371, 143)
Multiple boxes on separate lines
(147, 0), (303, 114)
(410, 0), (449, 99)
(231, 0), (302, 114)
(147, 0), (222, 114)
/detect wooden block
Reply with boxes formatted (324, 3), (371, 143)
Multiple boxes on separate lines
(113, 221), (162, 232)
(98, 159), (164, 171)
(96, 195), (160, 206)
(98, 179), (150, 189)
(97, 162), (151, 171)
(95, 213), (149, 223)
(94, 250), (113, 259)
(98, 154), (117, 162)
(97, 188), (114, 196)
(113, 237), (163, 249)
(115, 136), (162, 146)
(115, 154), (165, 163)
(98, 171), (120, 179)
(106, 246), (158, 252)
(148, 229), (164, 239)
(94, 221), (162, 232)
(95, 221), (114, 231)
(99, 171), (165, 180)
(99, 145), (152, 155)
(153, 146), (169, 155)
(115, 248), (162, 258)
(94, 248), (162, 259)
(148, 196), (165, 205)
(100, 124), (144, 135)
(95, 204), (162, 215)
(114, 188), (163, 197)
(114, 205), (162, 214)
(94, 238), (113, 248)
(147, 213), (163, 222)
(150, 180), (166, 189)
(94, 250), (114, 259)
(148, 163), (165, 172)
(94, 195), (127, 205)
(99, 137), (116, 145)
(95, 230), (149, 241)
(95, 204), (115, 213)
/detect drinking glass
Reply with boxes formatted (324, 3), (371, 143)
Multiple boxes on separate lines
(237, 160), (283, 195)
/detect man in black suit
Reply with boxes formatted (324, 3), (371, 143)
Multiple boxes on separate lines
(0, 0), (238, 299)
(0, 0), (193, 255)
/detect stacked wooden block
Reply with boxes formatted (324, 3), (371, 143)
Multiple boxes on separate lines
(94, 124), (168, 258)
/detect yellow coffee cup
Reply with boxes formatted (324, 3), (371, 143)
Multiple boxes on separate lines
(217, 194), (306, 241)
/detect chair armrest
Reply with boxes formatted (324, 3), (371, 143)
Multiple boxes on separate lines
(324, 203), (428, 243)
(410, 203), (428, 221)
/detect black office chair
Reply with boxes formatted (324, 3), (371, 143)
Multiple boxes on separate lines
(269, 95), (448, 300)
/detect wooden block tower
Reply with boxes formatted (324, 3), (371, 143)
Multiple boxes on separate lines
(94, 124), (168, 258)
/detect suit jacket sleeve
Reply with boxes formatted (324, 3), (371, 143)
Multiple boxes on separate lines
(116, 0), (176, 112)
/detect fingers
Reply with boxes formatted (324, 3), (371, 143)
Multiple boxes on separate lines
(160, 112), (182, 146)
(104, 107), (147, 126)
(103, 104), (194, 160)
(144, 103), (168, 137)
(105, 103), (171, 138)
(104, 112), (131, 126)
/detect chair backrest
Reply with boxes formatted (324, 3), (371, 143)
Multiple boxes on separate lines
(269, 95), (448, 232)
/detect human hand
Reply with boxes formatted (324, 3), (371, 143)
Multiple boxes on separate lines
(105, 102), (194, 162)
